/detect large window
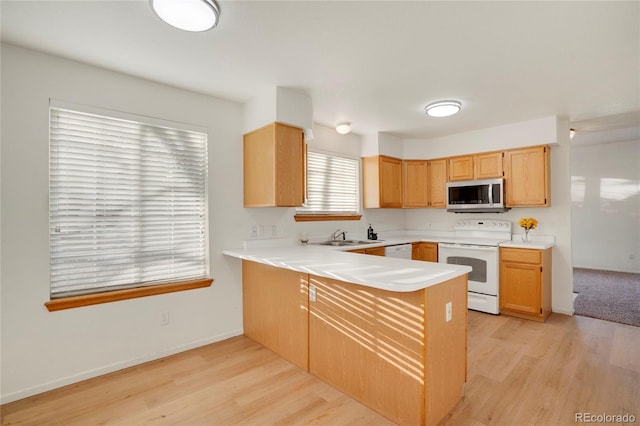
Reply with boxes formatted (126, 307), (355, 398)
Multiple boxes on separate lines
(49, 104), (209, 300)
(296, 150), (360, 220)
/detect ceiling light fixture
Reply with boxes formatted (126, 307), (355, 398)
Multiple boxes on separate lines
(569, 128), (576, 140)
(336, 122), (351, 135)
(151, 0), (220, 32)
(425, 100), (462, 118)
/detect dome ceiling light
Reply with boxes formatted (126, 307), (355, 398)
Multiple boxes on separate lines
(336, 122), (351, 135)
(425, 100), (462, 118)
(151, 0), (220, 32)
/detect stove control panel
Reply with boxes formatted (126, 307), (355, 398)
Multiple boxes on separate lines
(454, 219), (512, 232)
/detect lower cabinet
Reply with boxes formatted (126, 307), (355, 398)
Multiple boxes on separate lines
(412, 242), (438, 262)
(242, 260), (309, 370)
(499, 247), (552, 322)
(348, 246), (385, 256)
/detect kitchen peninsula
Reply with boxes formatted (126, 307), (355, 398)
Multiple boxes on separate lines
(223, 243), (471, 425)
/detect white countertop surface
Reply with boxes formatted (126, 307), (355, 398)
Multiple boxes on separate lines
(223, 233), (554, 292)
(223, 237), (470, 293)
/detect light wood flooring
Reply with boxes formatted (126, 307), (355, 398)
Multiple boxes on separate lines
(2, 311), (639, 425)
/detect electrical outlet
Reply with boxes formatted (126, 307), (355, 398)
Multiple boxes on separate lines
(445, 302), (452, 322)
(160, 311), (170, 326)
(250, 225), (257, 238)
(271, 225), (278, 236)
(258, 225), (264, 237)
(309, 286), (317, 302)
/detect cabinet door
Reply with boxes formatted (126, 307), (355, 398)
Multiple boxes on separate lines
(365, 246), (386, 256)
(242, 260), (309, 370)
(275, 123), (305, 206)
(499, 262), (542, 315)
(379, 156), (403, 208)
(474, 151), (504, 179)
(244, 123), (304, 207)
(448, 156), (474, 181)
(412, 242), (438, 262)
(403, 160), (429, 208)
(428, 159), (448, 208)
(505, 146), (549, 207)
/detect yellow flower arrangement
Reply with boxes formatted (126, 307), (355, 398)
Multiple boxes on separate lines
(518, 217), (538, 230)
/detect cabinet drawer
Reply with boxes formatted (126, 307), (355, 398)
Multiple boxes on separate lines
(501, 248), (541, 264)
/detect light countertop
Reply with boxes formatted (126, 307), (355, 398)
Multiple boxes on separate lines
(223, 233), (554, 293)
(223, 241), (470, 293)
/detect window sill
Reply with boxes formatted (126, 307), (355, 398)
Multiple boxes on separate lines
(294, 214), (362, 222)
(45, 278), (214, 312)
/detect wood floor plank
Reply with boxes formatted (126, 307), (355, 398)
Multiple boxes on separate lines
(2, 313), (639, 426)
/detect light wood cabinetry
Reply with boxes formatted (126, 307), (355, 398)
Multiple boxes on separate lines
(474, 151), (504, 179)
(308, 274), (467, 426)
(348, 246), (386, 256)
(403, 160), (429, 208)
(402, 159), (447, 208)
(504, 145), (550, 207)
(412, 242), (438, 262)
(363, 155), (403, 208)
(448, 155), (474, 181)
(243, 122), (305, 207)
(242, 260), (309, 370)
(428, 158), (448, 208)
(448, 152), (504, 181)
(499, 247), (552, 322)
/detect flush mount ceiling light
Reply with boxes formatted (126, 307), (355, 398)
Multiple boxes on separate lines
(425, 100), (462, 118)
(336, 122), (351, 135)
(151, 0), (220, 32)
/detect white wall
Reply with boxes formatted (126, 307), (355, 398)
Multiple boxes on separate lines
(0, 44), (252, 403)
(571, 139), (640, 273)
(404, 117), (575, 315)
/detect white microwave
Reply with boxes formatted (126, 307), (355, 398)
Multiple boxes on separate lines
(446, 178), (509, 213)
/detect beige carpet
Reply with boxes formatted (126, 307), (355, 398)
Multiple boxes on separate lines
(573, 268), (640, 327)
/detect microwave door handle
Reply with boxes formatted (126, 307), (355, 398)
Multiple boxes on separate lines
(488, 183), (494, 205)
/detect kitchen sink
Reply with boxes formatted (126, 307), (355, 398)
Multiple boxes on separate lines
(311, 239), (381, 246)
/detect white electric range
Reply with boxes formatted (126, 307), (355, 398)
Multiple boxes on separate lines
(437, 219), (512, 314)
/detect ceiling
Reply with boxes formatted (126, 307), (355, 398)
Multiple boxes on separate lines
(1, 1), (639, 140)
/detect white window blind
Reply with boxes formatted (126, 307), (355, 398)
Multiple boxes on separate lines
(297, 150), (360, 214)
(49, 106), (208, 298)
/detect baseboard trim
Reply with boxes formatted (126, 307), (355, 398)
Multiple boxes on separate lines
(573, 265), (640, 274)
(0, 329), (244, 405)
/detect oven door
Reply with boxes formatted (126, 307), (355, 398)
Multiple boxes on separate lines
(438, 243), (499, 296)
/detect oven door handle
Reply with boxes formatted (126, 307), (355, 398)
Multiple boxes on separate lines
(439, 243), (498, 252)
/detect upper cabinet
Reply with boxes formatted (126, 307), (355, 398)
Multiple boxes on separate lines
(448, 155), (474, 181)
(474, 151), (504, 179)
(402, 159), (447, 208)
(243, 122), (305, 207)
(363, 155), (403, 208)
(448, 152), (504, 181)
(504, 145), (550, 207)
(403, 160), (429, 208)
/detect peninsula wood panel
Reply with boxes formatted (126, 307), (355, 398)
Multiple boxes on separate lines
(242, 260), (309, 370)
(424, 274), (467, 426)
(308, 275), (426, 425)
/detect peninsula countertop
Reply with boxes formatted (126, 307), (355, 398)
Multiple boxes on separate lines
(223, 239), (471, 293)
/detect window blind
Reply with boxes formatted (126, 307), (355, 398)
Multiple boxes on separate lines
(297, 150), (360, 214)
(49, 107), (208, 298)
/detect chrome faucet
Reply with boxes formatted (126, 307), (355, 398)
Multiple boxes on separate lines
(330, 228), (347, 241)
